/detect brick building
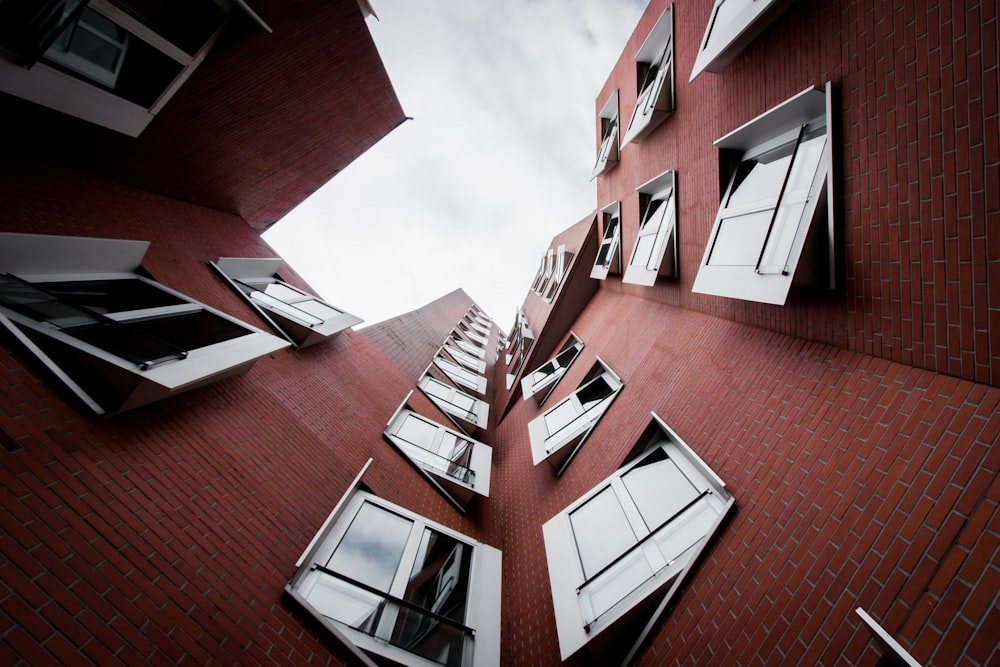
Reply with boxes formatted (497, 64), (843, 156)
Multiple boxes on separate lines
(0, 1), (997, 666)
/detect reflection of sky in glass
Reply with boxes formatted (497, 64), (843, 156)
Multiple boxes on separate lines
(327, 502), (413, 592)
(623, 451), (698, 531)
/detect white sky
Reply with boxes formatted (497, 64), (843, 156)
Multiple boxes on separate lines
(264, 0), (647, 332)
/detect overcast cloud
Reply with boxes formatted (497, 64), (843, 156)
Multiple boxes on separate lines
(264, 0), (647, 331)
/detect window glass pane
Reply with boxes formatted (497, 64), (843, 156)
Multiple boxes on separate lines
(622, 449), (699, 531)
(704, 0), (746, 53)
(326, 502), (413, 592)
(570, 487), (637, 578)
(577, 377), (613, 411)
(544, 398), (579, 435)
(725, 148), (793, 211)
(396, 415), (439, 451)
(707, 210), (773, 266)
(758, 131), (828, 272)
(423, 378), (452, 401)
(449, 393), (475, 412)
(391, 529), (472, 666)
(261, 282), (305, 301)
(39, 279), (185, 314)
(293, 298), (342, 321)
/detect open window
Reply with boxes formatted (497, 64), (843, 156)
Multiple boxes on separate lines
(0, 233), (287, 416)
(528, 358), (622, 475)
(521, 333), (584, 405)
(689, 0), (798, 81)
(384, 402), (492, 510)
(418, 372), (489, 430)
(434, 355), (486, 395)
(623, 171), (677, 286)
(591, 91), (620, 179)
(449, 331), (485, 359)
(544, 245), (573, 303)
(591, 203), (622, 280)
(211, 258), (361, 348)
(692, 84), (834, 304)
(542, 414), (734, 664)
(0, 0), (270, 136)
(441, 339), (487, 374)
(621, 8), (674, 146)
(458, 321), (488, 347)
(289, 481), (502, 667)
(536, 249), (555, 296)
(505, 310), (534, 390)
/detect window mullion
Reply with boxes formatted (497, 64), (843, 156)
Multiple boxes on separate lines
(754, 123), (806, 275)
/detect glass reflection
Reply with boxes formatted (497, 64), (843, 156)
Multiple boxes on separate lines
(326, 502), (413, 592)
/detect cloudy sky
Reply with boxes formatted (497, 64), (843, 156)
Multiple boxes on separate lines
(264, 0), (647, 331)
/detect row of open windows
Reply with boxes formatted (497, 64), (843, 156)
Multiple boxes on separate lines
(593, 0), (811, 179)
(0, 233), (359, 416)
(592, 82), (834, 306)
(529, 244), (573, 304)
(0, 0), (269, 136)
(288, 408), (736, 666)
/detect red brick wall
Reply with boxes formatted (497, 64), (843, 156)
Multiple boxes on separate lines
(595, 0), (999, 387)
(0, 163), (496, 665)
(493, 286), (999, 666)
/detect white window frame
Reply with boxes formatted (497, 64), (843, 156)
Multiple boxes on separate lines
(520, 333), (584, 405)
(441, 340), (487, 374)
(418, 373), (489, 430)
(211, 257), (362, 348)
(504, 310), (534, 390)
(0, 0), (263, 136)
(449, 332), (486, 359)
(529, 254), (546, 292)
(542, 414), (734, 664)
(692, 84), (834, 305)
(536, 248), (555, 296)
(384, 403), (492, 511)
(528, 358), (622, 475)
(689, 0), (798, 81)
(621, 8), (674, 146)
(0, 233), (287, 416)
(590, 91), (619, 179)
(543, 245), (572, 303)
(591, 203), (623, 280)
(458, 322), (488, 347)
(289, 484), (502, 667)
(434, 355), (487, 395)
(622, 171), (678, 286)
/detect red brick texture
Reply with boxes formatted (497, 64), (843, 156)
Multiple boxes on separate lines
(3, 0), (406, 232)
(0, 164), (497, 666)
(493, 287), (999, 666)
(596, 0), (1000, 387)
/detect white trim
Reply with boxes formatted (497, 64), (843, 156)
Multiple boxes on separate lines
(543, 415), (734, 663)
(692, 84), (834, 305)
(690, 0), (799, 81)
(622, 7), (675, 145)
(622, 171), (677, 286)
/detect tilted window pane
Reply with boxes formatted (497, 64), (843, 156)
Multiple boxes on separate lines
(544, 399), (579, 435)
(621, 449), (699, 531)
(326, 502), (413, 593)
(396, 415), (440, 451)
(758, 130), (828, 273)
(578, 377), (613, 410)
(570, 487), (637, 578)
(707, 210), (774, 266)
